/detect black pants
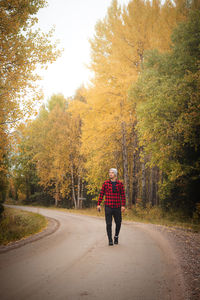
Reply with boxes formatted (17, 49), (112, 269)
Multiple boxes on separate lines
(105, 205), (122, 240)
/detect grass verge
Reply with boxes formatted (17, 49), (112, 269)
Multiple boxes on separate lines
(7, 201), (199, 233)
(62, 206), (200, 232)
(0, 207), (47, 245)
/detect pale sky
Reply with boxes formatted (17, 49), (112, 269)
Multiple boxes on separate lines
(36, 0), (130, 102)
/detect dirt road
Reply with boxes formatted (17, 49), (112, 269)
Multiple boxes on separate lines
(0, 205), (185, 300)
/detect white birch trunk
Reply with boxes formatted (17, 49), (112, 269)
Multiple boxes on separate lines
(71, 163), (77, 209)
(121, 121), (130, 207)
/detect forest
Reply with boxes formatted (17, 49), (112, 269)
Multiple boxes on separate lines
(0, 0), (200, 220)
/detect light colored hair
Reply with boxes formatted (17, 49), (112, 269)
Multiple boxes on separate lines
(109, 168), (117, 176)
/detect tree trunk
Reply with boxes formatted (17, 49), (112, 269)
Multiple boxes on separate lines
(25, 175), (30, 201)
(121, 121), (130, 207)
(55, 183), (59, 207)
(80, 178), (84, 209)
(141, 158), (146, 207)
(131, 126), (139, 205)
(155, 168), (161, 206)
(77, 174), (81, 209)
(132, 151), (137, 205)
(71, 163), (77, 209)
(150, 166), (157, 206)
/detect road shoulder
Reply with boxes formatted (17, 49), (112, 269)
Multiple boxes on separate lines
(126, 221), (200, 300)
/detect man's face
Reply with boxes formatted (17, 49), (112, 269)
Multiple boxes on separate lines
(109, 170), (116, 179)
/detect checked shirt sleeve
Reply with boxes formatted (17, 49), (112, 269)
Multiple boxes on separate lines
(120, 182), (126, 206)
(97, 182), (106, 205)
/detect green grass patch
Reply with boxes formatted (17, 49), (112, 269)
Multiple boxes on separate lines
(0, 207), (47, 245)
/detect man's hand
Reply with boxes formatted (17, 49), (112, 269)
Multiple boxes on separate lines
(121, 206), (125, 213)
(97, 205), (101, 212)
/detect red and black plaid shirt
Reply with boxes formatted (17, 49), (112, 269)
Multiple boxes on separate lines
(97, 179), (126, 208)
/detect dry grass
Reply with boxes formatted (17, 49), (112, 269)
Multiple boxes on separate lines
(4, 198), (200, 233)
(0, 207), (47, 245)
(16, 203), (200, 232)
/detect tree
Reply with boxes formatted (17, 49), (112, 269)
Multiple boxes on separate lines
(82, 0), (188, 207)
(0, 0), (60, 213)
(27, 96), (71, 206)
(131, 8), (200, 215)
(12, 93), (85, 208)
(68, 86), (88, 208)
(0, 0), (60, 126)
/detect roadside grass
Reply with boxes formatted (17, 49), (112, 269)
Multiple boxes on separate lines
(62, 205), (200, 232)
(5, 199), (200, 233)
(0, 207), (47, 245)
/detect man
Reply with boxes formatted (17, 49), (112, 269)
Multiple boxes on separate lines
(97, 168), (126, 246)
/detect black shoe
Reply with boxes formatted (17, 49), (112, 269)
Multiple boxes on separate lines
(114, 236), (118, 244)
(109, 239), (113, 246)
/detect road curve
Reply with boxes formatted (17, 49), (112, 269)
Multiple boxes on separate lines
(0, 205), (185, 300)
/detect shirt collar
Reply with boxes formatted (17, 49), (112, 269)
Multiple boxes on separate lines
(109, 179), (118, 183)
